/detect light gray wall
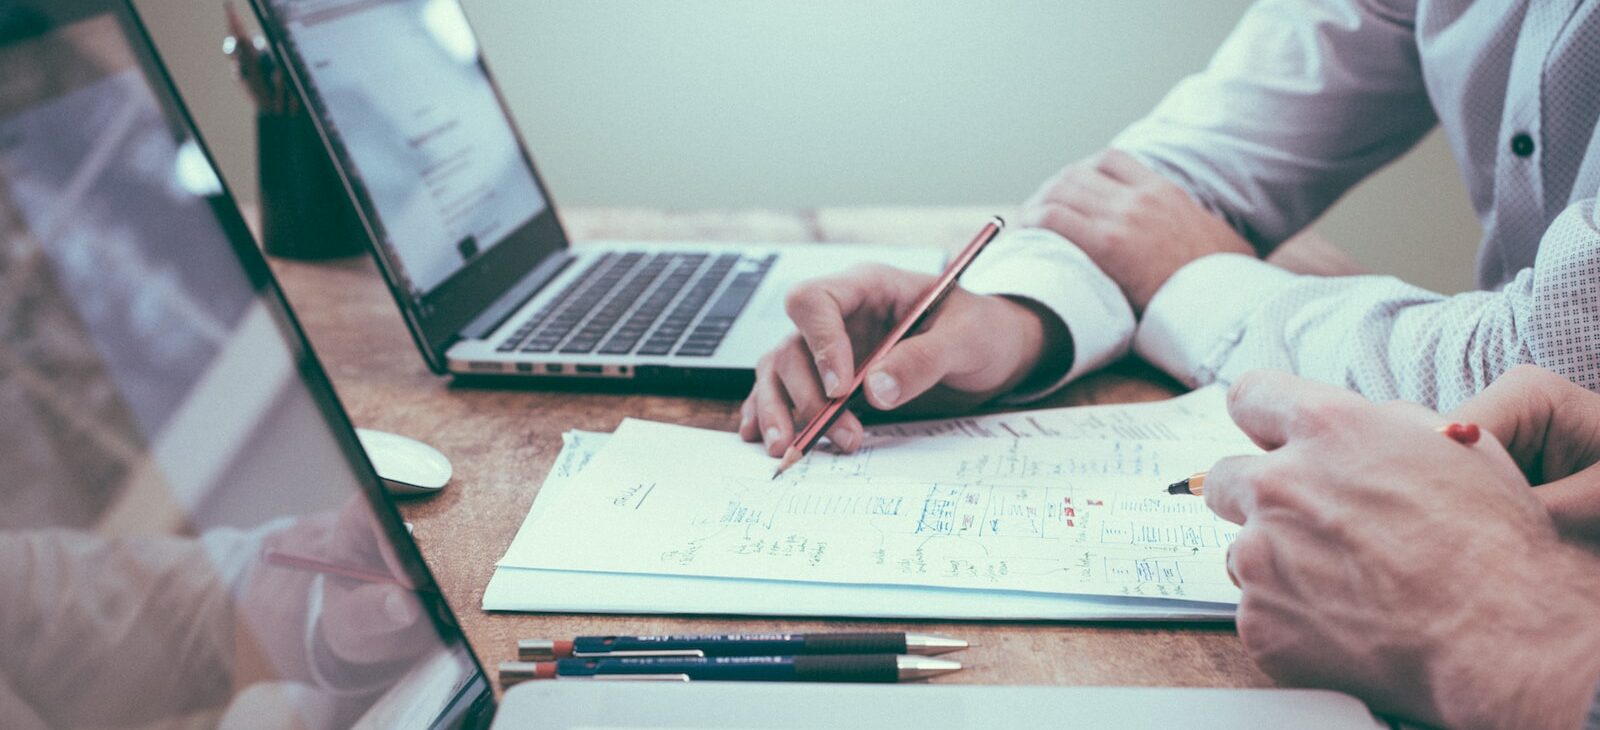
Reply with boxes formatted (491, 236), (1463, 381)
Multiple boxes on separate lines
(136, 0), (1482, 293)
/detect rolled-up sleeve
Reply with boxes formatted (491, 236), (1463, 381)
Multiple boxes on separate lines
(1112, 0), (1438, 254)
(961, 228), (1136, 402)
(1136, 199), (1600, 410)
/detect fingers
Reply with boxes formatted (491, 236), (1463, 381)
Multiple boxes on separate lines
(1202, 454), (1263, 525)
(1225, 370), (1364, 450)
(320, 582), (433, 666)
(861, 328), (972, 411)
(749, 352), (798, 456)
(1030, 166), (1125, 214)
(1094, 148), (1160, 185)
(1447, 364), (1596, 477)
(745, 340), (868, 456)
(784, 273), (877, 398)
(774, 343), (864, 452)
(1017, 201), (1099, 245)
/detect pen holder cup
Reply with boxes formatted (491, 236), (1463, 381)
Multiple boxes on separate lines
(257, 110), (366, 260)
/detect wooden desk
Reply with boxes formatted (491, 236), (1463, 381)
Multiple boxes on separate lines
(268, 207), (1319, 691)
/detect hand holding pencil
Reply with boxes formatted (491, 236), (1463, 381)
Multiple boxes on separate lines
(742, 217), (1072, 463)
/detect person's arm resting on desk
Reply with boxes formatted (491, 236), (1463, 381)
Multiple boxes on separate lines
(1026, 0), (1600, 409)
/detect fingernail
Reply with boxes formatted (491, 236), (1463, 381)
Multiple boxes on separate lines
(764, 427), (783, 446)
(821, 369), (841, 397)
(867, 371), (900, 407)
(383, 587), (414, 624)
(837, 429), (859, 451)
(739, 412), (751, 432)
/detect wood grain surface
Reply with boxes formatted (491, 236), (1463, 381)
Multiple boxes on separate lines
(265, 207), (1361, 692)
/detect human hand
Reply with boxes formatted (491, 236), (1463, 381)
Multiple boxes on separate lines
(1018, 149), (1252, 312)
(1205, 370), (1600, 729)
(740, 264), (1068, 456)
(245, 499), (434, 688)
(1448, 365), (1600, 542)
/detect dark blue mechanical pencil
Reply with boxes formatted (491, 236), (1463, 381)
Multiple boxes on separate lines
(498, 654), (961, 684)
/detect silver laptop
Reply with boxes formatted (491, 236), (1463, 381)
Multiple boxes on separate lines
(249, 0), (941, 390)
(496, 683), (1389, 729)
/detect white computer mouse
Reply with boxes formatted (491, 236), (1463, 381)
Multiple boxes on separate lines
(356, 428), (452, 496)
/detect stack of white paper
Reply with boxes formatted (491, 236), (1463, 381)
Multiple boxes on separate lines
(486, 387), (1256, 620)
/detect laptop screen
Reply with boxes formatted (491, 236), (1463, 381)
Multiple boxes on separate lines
(0, 2), (489, 726)
(257, 0), (569, 367)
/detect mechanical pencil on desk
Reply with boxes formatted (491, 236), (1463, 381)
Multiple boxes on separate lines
(497, 654), (961, 685)
(772, 216), (1007, 478)
(518, 632), (967, 659)
(1164, 421), (1483, 496)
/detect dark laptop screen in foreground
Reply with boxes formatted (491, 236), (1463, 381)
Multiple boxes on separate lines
(0, 3), (487, 726)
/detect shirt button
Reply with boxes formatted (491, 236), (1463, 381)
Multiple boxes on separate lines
(1510, 132), (1535, 158)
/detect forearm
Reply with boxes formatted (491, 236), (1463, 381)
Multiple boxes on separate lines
(1434, 545), (1600, 730)
(1137, 256), (1528, 409)
(1138, 200), (1600, 410)
(1112, 0), (1435, 253)
(960, 228), (1135, 402)
(0, 531), (243, 724)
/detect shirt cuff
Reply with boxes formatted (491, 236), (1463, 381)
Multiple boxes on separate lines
(960, 227), (1136, 403)
(1135, 253), (1297, 387)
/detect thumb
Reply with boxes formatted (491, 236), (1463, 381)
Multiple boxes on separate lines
(320, 583), (430, 666)
(1534, 462), (1600, 541)
(862, 331), (963, 411)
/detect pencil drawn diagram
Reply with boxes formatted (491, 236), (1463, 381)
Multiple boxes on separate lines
(513, 418), (1251, 605)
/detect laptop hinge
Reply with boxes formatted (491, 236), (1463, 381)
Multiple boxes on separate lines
(459, 250), (575, 341)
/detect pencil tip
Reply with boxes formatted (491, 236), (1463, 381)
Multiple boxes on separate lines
(771, 448), (802, 480)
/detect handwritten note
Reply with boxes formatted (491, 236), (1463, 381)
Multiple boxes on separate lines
(501, 397), (1255, 604)
(863, 385), (1237, 442)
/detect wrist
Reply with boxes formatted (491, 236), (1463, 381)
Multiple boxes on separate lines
(1434, 546), (1600, 729)
(994, 295), (1073, 395)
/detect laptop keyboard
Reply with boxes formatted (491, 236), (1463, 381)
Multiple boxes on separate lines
(495, 251), (777, 358)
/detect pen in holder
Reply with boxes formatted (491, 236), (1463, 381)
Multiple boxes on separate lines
(226, 2), (364, 259)
(256, 108), (366, 259)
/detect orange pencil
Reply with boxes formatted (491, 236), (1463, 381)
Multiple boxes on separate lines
(772, 216), (1006, 479)
(1164, 421), (1482, 496)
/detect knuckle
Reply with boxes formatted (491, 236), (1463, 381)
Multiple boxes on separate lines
(782, 286), (818, 318)
(1247, 461), (1296, 508)
(1016, 204), (1048, 229)
(1286, 398), (1349, 439)
(852, 262), (895, 281)
(1035, 205), (1074, 236)
(1229, 532), (1272, 585)
(1503, 363), (1549, 384)
(1130, 187), (1163, 210)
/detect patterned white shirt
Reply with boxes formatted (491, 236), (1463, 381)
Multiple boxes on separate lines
(961, 0), (1600, 411)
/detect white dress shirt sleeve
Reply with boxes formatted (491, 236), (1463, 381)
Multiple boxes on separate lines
(1111, 0), (1438, 254)
(1136, 199), (1600, 411)
(960, 228), (1135, 403)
